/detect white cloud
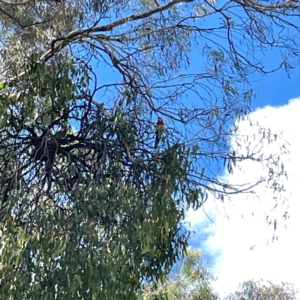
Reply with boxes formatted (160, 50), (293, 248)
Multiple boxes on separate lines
(187, 97), (300, 297)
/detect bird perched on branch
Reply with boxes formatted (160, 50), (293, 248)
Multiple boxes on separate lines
(154, 117), (165, 149)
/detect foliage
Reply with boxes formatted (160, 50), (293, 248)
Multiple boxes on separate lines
(0, 0), (298, 298)
(139, 248), (219, 300)
(224, 280), (299, 300)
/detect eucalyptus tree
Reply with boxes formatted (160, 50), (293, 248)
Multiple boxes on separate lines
(224, 280), (298, 300)
(139, 248), (219, 300)
(0, 0), (298, 298)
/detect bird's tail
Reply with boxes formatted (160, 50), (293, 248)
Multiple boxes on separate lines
(154, 134), (159, 149)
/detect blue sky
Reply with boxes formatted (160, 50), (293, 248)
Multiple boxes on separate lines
(252, 68), (300, 108)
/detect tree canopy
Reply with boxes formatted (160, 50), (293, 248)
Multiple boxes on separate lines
(139, 248), (219, 300)
(225, 280), (298, 300)
(0, 0), (298, 298)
